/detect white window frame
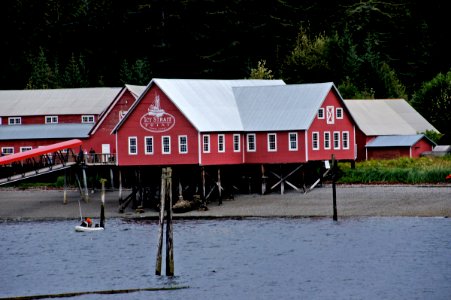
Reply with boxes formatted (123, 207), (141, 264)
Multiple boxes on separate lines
(20, 146), (32, 152)
(333, 131), (341, 150)
(144, 136), (154, 155)
(233, 134), (240, 152)
(324, 131), (331, 150)
(82, 115), (95, 123)
(2, 147), (14, 155)
(336, 108), (343, 119)
(267, 133), (277, 152)
(8, 117), (21, 125)
(247, 133), (256, 152)
(218, 134), (225, 153)
(128, 137), (137, 155)
(162, 136), (171, 154)
(179, 135), (188, 154)
(342, 131), (350, 150)
(318, 108), (324, 119)
(312, 132), (319, 150)
(202, 134), (210, 153)
(45, 116), (58, 124)
(288, 132), (298, 151)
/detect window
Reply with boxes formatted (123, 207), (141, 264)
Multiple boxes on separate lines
(128, 137), (137, 155)
(289, 132), (298, 151)
(324, 131), (331, 150)
(179, 135), (188, 154)
(82, 115), (95, 123)
(342, 131), (350, 149)
(162, 136), (171, 154)
(326, 106), (335, 124)
(45, 116), (58, 124)
(318, 108), (324, 119)
(333, 131), (340, 149)
(247, 133), (256, 152)
(233, 134), (240, 152)
(2, 147), (14, 155)
(20, 146), (32, 152)
(267, 133), (277, 152)
(312, 132), (319, 150)
(336, 108), (343, 119)
(218, 134), (225, 153)
(202, 134), (210, 153)
(8, 117), (21, 125)
(144, 136), (153, 154)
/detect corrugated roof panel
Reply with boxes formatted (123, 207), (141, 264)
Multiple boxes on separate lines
(384, 100), (438, 133)
(0, 87), (121, 116)
(366, 134), (424, 147)
(234, 83), (334, 131)
(0, 124), (93, 140)
(344, 100), (416, 135)
(153, 79), (286, 132)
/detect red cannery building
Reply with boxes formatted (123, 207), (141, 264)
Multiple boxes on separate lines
(0, 87), (121, 155)
(113, 79), (356, 167)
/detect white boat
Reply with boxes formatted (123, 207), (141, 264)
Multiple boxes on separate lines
(75, 225), (105, 232)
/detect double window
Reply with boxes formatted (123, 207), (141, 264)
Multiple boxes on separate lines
(333, 131), (341, 149)
(324, 132), (331, 150)
(312, 132), (319, 150)
(2, 147), (14, 155)
(342, 131), (349, 149)
(144, 136), (153, 154)
(162, 136), (171, 154)
(45, 116), (58, 124)
(202, 135), (210, 153)
(233, 134), (240, 152)
(8, 117), (21, 125)
(128, 137), (137, 155)
(218, 134), (225, 153)
(82, 115), (94, 123)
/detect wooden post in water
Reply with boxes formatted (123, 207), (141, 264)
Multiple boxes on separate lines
(201, 167), (206, 205)
(155, 167), (175, 276)
(165, 167), (174, 276)
(82, 166), (89, 202)
(100, 178), (106, 228)
(155, 167), (166, 276)
(332, 155), (338, 221)
(110, 168), (114, 191)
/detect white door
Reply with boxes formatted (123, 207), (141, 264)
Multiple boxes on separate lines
(102, 144), (110, 163)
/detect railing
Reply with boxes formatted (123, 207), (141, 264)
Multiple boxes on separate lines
(84, 153), (116, 165)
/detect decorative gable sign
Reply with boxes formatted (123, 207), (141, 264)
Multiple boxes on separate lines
(140, 95), (176, 132)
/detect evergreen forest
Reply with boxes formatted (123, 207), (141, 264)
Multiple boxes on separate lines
(1, 0), (450, 141)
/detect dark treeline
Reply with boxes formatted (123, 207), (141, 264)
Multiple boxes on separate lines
(0, 0), (447, 90)
(1, 0), (450, 140)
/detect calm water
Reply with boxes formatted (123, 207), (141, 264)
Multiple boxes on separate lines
(1, 217), (450, 300)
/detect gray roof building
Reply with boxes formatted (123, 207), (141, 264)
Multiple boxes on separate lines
(0, 124), (93, 140)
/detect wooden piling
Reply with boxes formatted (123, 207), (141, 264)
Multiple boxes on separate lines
(82, 167), (89, 202)
(261, 164), (267, 195)
(63, 169), (67, 204)
(332, 155), (338, 221)
(165, 167), (174, 276)
(100, 178), (106, 228)
(155, 167), (166, 276)
(110, 168), (114, 191)
(217, 168), (222, 205)
(118, 169), (123, 203)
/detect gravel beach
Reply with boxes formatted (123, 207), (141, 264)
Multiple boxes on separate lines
(0, 184), (450, 221)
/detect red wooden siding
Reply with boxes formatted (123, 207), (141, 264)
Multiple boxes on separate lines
(367, 138), (434, 160)
(84, 90), (136, 154)
(1, 115), (96, 125)
(200, 133), (244, 165)
(307, 90), (355, 161)
(116, 86), (199, 166)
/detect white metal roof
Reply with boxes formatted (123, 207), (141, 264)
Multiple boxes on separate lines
(151, 78), (286, 132)
(343, 99), (438, 136)
(0, 124), (93, 140)
(125, 84), (147, 99)
(366, 134), (430, 147)
(234, 82), (335, 131)
(0, 87), (121, 116)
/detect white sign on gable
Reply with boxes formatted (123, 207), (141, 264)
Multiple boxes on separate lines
(326, 106), (334, 124)
(140, 95), (176, 133)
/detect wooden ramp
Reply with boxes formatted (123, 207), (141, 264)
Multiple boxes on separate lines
(0, 162), (77, 185)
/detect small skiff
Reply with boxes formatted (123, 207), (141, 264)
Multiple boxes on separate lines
(74, 225), (105, 232)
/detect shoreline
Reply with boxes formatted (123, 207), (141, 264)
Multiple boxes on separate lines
(0, 184), (450, 221)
